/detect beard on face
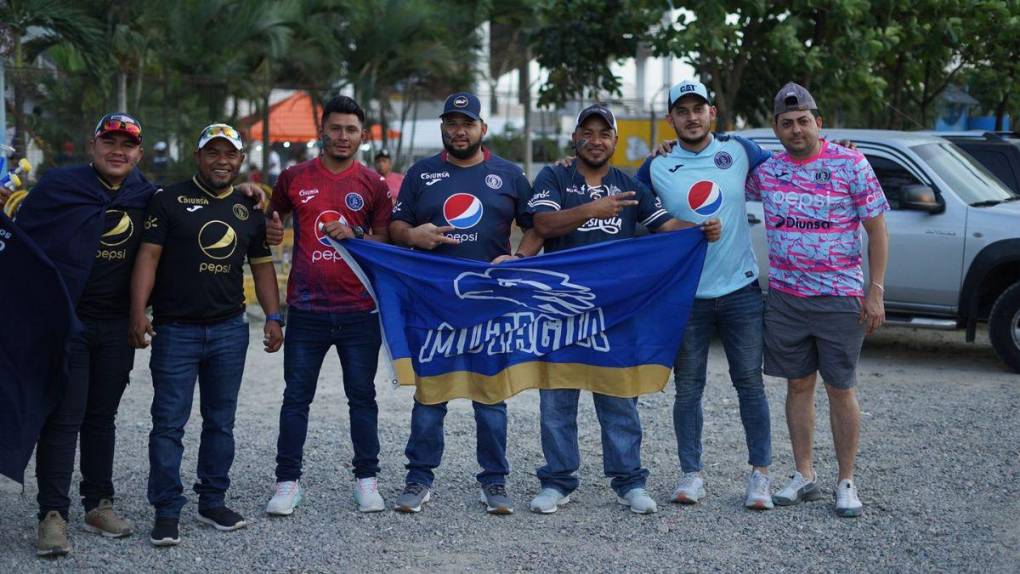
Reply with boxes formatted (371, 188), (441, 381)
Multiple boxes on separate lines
(442, 132), (482, 160)
(577, 149), (610, 170)
(320, 132), (355, 161)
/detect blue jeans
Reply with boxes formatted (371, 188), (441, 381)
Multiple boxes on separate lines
(537, 389), (648, 497)
(404, 400), (509, 487)
(147, 315), (248, 518)
(275, 308), (381, 481)
(673, 282), (771, 473)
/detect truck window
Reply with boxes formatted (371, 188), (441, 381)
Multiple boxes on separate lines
(865, 155), (921, 210)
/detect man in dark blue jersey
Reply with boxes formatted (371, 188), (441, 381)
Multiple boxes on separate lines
(389, 92), (542, 515)
(526, 104), (719, 514)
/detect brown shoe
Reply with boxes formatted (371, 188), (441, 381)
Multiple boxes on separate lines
(83, 499), (134, 538)
(36, 511), (71, 557)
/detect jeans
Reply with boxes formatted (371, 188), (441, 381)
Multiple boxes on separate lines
(275, 308), (381, 481)
(404, 400), (509, 487)
(36, 317), (134, 520)
(673, 282), (771, 473)
(537, 389), (648, 497)
(147, 315), (248, 518)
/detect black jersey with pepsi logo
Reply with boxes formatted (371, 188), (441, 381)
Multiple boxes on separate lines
(142, 176), (272, 324)
(527, 164), (670, 253)
(392, 149), (531, 262)
(76, 203), (147, 319)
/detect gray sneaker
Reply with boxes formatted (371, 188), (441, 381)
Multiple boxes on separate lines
(37, 511), (71, 557)
(618, 487), (658, 514)
(529, 488), (570, 514)
(772, 471), (824, 506)
(744, 470), (774, 510)
(393, 483), (431, 513)
(479, 483), (514, 515)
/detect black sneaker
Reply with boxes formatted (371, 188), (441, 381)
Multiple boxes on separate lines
(197, 506), (247, 532)
(150, 517), (180, 547)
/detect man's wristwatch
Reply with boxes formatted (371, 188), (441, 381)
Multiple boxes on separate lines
(266, 312), (285, 327)
(353, 225), (366, 239)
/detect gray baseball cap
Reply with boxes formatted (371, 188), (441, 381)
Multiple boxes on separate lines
(773, 82), (818, 118)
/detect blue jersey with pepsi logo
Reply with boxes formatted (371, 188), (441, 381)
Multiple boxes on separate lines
(527, 164), (670, 253)
(637, 134), (770, 298)
(393, 150), (532, 262)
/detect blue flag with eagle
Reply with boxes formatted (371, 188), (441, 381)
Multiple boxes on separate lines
(331, 229), (707, 405)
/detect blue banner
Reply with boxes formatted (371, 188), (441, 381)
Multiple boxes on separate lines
(333, 229), (707, 404)
(0, 212), (77, 483)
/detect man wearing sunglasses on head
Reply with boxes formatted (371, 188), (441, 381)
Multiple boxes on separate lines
(129, 124), (282, 547)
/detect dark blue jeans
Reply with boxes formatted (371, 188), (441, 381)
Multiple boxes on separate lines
(404, 400), (509, 487)
(275, 308), (381, 481)
(673, 282), (771, 473)
(147, 315), (248, 518)
(537, 389), (648, 497)
(36, 317), (134, 520)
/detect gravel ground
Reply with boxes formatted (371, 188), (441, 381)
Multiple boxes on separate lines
(1, 321), (1018, 573)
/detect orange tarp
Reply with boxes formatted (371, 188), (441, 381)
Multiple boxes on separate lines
(246, 92), (321, 143)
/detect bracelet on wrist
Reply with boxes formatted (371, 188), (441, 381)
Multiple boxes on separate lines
(871, 282), (885, 293)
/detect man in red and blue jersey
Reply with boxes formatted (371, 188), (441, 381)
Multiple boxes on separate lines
(389, 92), (542, 515)
(264, 96), (393, 516)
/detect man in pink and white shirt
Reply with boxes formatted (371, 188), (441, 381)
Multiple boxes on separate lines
(745, 83), (889, 518)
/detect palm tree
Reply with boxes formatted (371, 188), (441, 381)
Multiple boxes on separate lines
(0, 0), (104, 156)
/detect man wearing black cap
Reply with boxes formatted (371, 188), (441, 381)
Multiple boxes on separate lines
(374, 148), (403, 203)
(130, 123), (283, 546)
(389, 92), (542, 515)
(525, 103), (720, 515)
(15, 112), (151, 556)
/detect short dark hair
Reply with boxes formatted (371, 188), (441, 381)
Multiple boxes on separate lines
(321, 96), (365, 126)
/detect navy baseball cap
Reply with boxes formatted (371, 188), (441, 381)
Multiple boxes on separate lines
(575, 104), (617, 130)
(94, 112), (142, 142)
(441, 92), (482, 121)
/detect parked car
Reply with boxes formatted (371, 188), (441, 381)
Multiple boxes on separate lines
(738, 129), (1020, 373)
(922, 131), (1020, 195)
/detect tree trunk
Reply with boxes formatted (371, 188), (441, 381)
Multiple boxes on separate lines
(13, 34), (27, 158)
(133, 65), (144, 114)
(118, 71), (128, 112)
(995, 91), (1010, 131)
(520, 48), (533, 178)
(261, 64), (271, 177)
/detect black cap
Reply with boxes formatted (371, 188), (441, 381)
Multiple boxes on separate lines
(441, 92), (482, 121)
(575, 104), (617, 130)
(375, 149), (391, 160)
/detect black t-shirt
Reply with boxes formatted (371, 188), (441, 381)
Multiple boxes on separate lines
(142, 176), (272, 324)
(77, 205), (147, 319)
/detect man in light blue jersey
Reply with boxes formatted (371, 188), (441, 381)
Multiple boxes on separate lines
(636, 80), (774, 510)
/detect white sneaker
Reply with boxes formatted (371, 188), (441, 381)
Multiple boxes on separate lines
(671, 472), (706, 504)
(744, 470), (774, 510)
(772, 471), (823, 506)
(618, 488), (657, 514)
(266, 481), (302, 516)
(529, 488), (570, 514)
(354, 477), (385, 512)
(835, 479), (863, 517)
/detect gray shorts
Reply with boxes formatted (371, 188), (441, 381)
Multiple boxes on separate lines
(763, 289), (866, 389)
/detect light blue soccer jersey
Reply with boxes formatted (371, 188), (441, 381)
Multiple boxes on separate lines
(636, 134), (770, 298)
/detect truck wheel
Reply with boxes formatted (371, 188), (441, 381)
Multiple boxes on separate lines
(989, 280), (1020, 373)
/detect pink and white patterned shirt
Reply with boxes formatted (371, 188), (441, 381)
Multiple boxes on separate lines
(745, 140), (888, 297)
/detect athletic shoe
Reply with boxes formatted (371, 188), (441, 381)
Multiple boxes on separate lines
(479, 483), (514, 515)
(393, 483), (431, 513)
(835, 479), (863, 517)
(354, 477), (385, 512)
(529, 488), (570, 514)
(618, 487), (658, 514)
(149, 517), (180, 547)
(36, 511), (70, 557)
(744, 470), (774, 510)
(197, 506), (247, 531)
(266, 481), (302, 516)
(772, 471), (823, 506)
(83, 499), (134, 538)
(671, 472), (706, 504)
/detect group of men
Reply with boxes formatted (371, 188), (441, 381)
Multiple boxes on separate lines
(5, 77), (887, 558)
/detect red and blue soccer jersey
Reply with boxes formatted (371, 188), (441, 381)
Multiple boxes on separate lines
(270, 158), (391, 312)
(391, 150), (532, 262)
